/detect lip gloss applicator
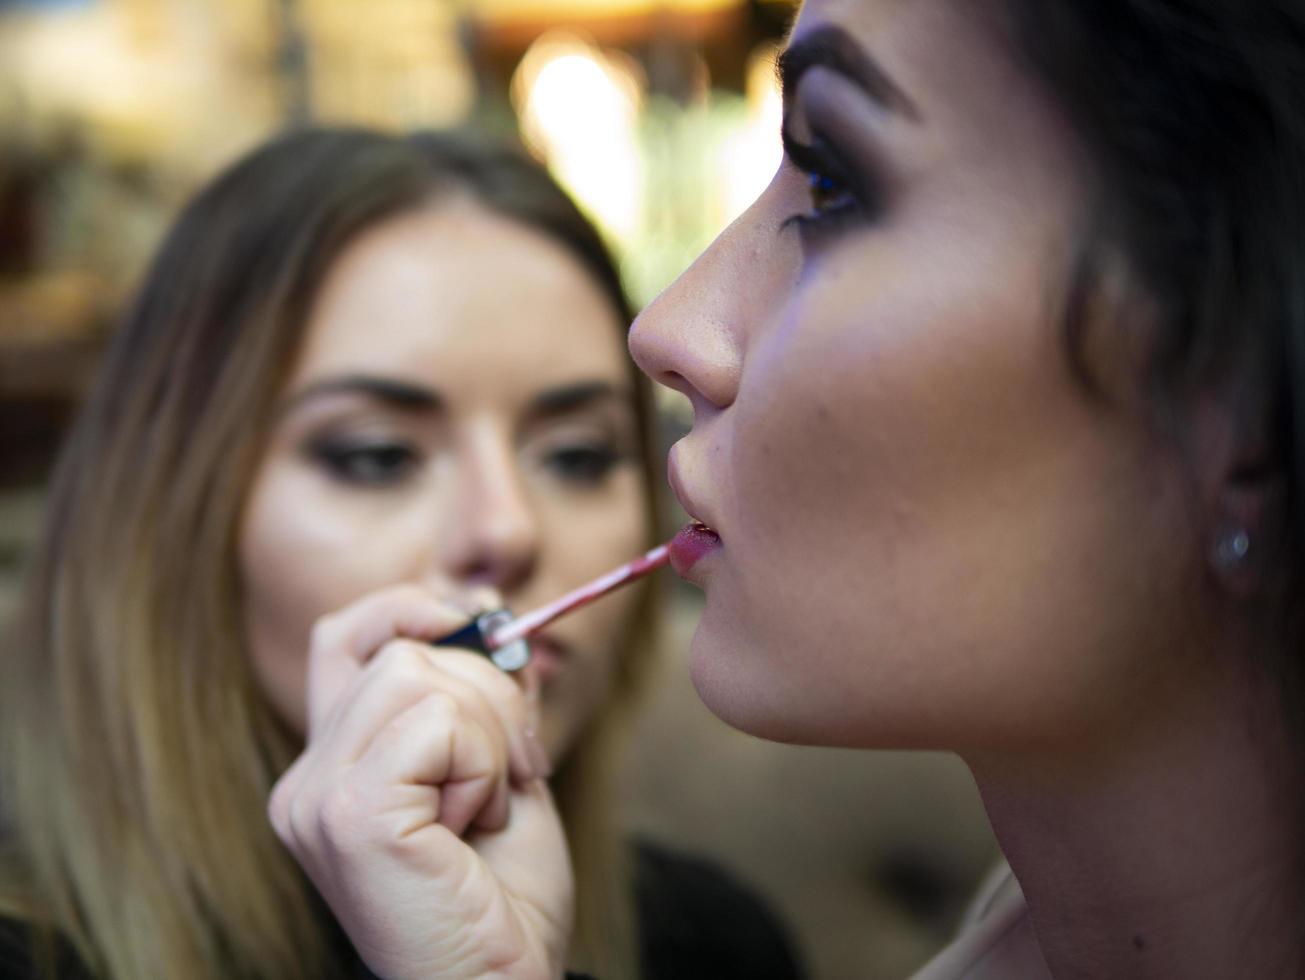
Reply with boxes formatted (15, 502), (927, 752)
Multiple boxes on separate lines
(432, 543), (670, 671)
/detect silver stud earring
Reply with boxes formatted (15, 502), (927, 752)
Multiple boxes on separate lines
(1213, 527), (1252, 571)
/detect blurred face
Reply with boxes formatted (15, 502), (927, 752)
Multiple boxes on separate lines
(631, 0), (1199, 755)
(240, 200), (650, 762)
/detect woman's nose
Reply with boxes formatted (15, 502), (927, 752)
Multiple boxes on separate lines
(629, 205), (773, 418)
(438, 437), (539, 594)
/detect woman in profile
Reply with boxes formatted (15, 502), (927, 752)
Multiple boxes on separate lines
(0, 128), (803, 980)
(255, 2), (1305, 978)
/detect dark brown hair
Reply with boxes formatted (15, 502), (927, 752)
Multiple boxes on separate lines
(1006, 1), (1305, 744)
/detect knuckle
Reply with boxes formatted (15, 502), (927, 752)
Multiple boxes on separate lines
(418, 688), (460, 723)
(391, 582), (433, 606)
(317, 781), (366, 844)
(267, 783), (293, 843)
(373, 640), (435, 686)
(286, 792), (315, 846)
(308, 613), (341, 657)
(375, 690), (458, 753)
(379, 832), (420, 863)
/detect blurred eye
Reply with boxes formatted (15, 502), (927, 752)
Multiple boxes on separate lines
(544, 443), (622, 486)
(307, 438), (419, 487)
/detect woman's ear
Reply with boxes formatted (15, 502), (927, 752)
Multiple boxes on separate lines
(1189, 373), (1285, 598)
(1209, 470), (1280, 597)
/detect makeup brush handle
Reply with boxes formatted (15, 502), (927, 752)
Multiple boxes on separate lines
(431, 609), (530, 673)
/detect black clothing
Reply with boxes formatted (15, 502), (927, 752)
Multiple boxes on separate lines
(0, 925), (88, 980)
(632, 838), (804, 980)
(0, 841), (804, 980)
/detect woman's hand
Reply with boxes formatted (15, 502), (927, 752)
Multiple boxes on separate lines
(268, 586), (573, 980)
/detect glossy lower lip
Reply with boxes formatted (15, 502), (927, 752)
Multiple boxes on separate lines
(668, 521), (722, 576)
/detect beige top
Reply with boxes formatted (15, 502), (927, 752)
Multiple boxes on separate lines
(909, 864), (1053, 980)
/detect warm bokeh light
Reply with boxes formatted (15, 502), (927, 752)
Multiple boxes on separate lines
(480, 0), (738, 16)
(718, 41), (783, 224)
(1, 3), (219, 159)
(0, 0), (285, 171)
(512, 32), (645, 248)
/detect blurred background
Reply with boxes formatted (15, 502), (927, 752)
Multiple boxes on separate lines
(0, 0), (998, 976)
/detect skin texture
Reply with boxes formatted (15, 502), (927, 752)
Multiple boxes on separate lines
(631, 1), (1302, 978)
(240, 199), (649, 762)
(268, 592), (572, 980)
(632, 0), (1195, 755)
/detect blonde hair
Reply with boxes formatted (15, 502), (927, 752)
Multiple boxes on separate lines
(555, 566), (663, 980)
(0, 127), (662, 980)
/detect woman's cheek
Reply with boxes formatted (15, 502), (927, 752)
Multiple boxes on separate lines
(238, 463), (411, 733)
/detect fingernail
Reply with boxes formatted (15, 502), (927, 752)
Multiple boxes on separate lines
(469, 586), (504, 613)
(524, 727), (552, 780)
(442, 593), (482, 617)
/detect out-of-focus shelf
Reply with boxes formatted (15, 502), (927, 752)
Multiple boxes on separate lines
(476, 4), (745, 48)
(0, 270), (110, 393)
(0, 300), (107, 485)
(470, 0), (795, 92)
(0, 335), (104, 401)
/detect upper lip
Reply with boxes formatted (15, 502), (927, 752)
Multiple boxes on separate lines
(667, 444), (719, 533)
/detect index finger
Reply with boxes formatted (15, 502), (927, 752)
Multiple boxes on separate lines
(306, 585), (480, 738)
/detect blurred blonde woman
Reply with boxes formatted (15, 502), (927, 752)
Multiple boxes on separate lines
(0, 128), (802, 980)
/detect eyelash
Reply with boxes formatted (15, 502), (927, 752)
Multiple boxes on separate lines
(542, 443), (624, 487)
(307, 438), (626, 490)
(308, 438), (418, 488)
(780, 125), (880, 238)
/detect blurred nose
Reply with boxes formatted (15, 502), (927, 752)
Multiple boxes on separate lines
(629, 202), (778, 418)
(436, 427), (539, 595)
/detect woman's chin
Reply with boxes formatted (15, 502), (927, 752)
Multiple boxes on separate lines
(685, 613), (926, 749)
(685, 620), (807, 743)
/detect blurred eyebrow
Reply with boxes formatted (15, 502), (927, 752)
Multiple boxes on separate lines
(778, 24), (920, 119)
(528, 381), (630, 420)
(279, 375), (442, 416)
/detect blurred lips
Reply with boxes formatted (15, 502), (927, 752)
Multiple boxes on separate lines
(527, 633), (569, 683)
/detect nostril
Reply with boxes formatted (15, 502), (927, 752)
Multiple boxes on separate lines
(662, 370), (690, 394)
(651, 370), (711, 413)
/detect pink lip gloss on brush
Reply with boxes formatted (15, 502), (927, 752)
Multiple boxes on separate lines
(431, 543), (670, 671)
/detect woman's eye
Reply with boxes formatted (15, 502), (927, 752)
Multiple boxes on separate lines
(545, 444), (621, 486)
(780, 123), (877, 236)
(807, 170), (856, 216)
(308, 440), (419, 487)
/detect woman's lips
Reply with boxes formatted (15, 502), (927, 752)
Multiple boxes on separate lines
(527, 635), (568, 684)
(669, 521), (722, 576)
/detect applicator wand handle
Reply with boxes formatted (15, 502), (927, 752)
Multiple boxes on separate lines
(432, 609), (530, 672)
(430, 543), (671, 673)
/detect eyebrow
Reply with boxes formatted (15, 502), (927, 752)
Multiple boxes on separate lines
(777, 24), (920, 120)
(527, 381), (630, 420)
(277, 375), (629, 421)
(279, 375), (441, 416)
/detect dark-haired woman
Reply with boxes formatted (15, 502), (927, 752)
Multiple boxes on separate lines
(256, 2), (1305, 978)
